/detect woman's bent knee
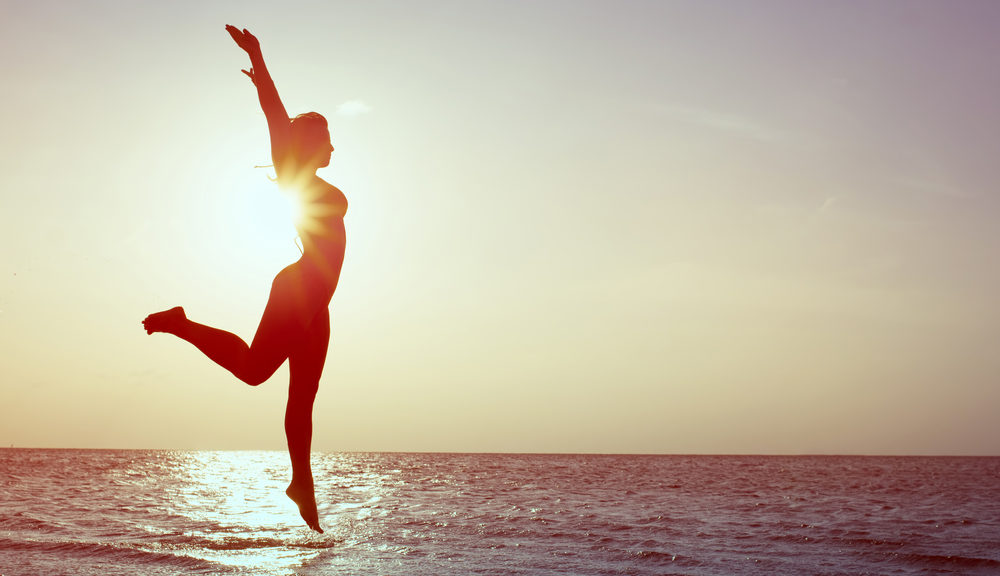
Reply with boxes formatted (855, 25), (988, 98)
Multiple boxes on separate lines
(234, 362), (276, 387)
(244, 374), (268, 387)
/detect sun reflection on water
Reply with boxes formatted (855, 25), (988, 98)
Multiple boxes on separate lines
(148, 451), (404, 574)
(165, 450), (327, 572)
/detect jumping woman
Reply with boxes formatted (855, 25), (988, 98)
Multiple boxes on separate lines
(143, 25), (347, 533)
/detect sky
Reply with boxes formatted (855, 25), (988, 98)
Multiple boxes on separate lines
(2, 0), (1000, 454)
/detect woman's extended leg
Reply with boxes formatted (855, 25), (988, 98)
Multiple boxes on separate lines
(143, 266), (309, 386)
(284, 307), (330, 533)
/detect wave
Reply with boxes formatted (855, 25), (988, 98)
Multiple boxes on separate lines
(893, 551), (1000, 570)
(159, 532), (341, 551)
(0, 511), (61, 534)
(0, 536), (228, 572)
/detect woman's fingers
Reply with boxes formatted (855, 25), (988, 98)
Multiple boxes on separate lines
(226, 25), (248, 45)
(226, 24), (260, 55)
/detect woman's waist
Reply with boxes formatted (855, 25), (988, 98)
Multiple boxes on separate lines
(299, 234), (343, 265)
(300, 233), (344, 255)
(279, 251), (343, 296)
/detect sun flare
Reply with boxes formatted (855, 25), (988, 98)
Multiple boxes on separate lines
(233, 175), (306, 272)
(279, 188), (305, 232)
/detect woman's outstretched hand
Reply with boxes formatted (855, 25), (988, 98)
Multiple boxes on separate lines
(226, 24), (260, 55)
(226, 25), (260, 85)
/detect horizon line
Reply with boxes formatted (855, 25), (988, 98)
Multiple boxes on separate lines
(3, 447), (999, 458)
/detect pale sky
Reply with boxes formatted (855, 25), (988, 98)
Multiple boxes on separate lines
(2, 0), (1000, 454)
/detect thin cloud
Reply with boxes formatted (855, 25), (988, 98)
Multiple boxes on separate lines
(658, 103), (785, 142)
(336, 100), (372, 117)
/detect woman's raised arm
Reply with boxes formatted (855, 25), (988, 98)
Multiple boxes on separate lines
(226, 25), (292, 177)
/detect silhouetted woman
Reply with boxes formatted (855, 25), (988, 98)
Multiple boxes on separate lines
(143, 25), (347, 533)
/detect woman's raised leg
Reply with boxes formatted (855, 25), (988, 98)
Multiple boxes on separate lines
(143, 266), (306, 386)
(284, 307), (330, 533)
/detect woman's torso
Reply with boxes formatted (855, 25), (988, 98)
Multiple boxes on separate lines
(294, 177), (347, 296)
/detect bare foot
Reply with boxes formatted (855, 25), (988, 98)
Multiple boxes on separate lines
(142, 306), (187, 335)
(286, 481), (323, 533)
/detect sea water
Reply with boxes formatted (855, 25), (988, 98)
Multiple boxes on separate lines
(2, 450), (999, 575)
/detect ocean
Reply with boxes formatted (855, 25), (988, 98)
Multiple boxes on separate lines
(1, 450), (998, 575)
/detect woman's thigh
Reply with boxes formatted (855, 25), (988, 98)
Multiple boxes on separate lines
(288, 307), (330, 400)
(249, 263), (330, 378)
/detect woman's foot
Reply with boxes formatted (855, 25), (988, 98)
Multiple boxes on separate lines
(142, 306), (187, 335)
(286, 481), (323, 533)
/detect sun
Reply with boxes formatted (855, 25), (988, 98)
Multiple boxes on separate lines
(261, 188), (303, 242)
(278, 187), (305, 231)
(236, 176), (305, 271)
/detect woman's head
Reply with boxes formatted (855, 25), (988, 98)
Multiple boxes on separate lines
(289, 112), (333, 170)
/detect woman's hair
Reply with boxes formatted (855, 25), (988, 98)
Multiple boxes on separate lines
(289, 112), (329, 163)
(255, 112), (330, 183)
